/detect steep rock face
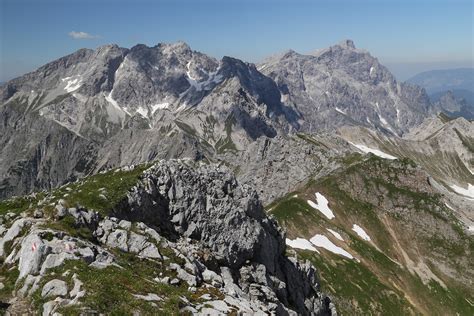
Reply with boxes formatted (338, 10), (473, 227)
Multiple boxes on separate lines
(221, 134), (348, 204)
(111, 42), (217, 111)
(0, 100), (97, 199)
(189, 56), (299, 141)
(433, 91), (474, 120)
(259, 40), (432, 135)
(0, 45), (128, 102)
(0, 41), (296, 143)
(116, 161), (284, 271)
(111, 160), (332, 314)
(0, 42), (300, 199)
(0, 44), (129, 142)
(437, 91), (464, 113)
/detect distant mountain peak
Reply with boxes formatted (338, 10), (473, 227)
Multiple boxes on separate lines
(338, 39), (356, 49)
(155, 41), (192, 54)
(257, 39), (432, 136)
(281, 49), (299, 58)
(96, 43), (122, 51)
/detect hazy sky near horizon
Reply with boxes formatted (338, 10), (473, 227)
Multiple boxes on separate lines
(1, 0), (473, 81)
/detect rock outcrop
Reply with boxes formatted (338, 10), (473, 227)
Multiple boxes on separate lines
(0, 160), (335, 315)
(112, 160), (333, 314)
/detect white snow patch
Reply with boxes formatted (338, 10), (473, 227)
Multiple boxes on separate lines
(104, 91), (129, 124)
(175, 103), (188, 113)
(378, 113), (388, 125)
(105, 102), (125, 124)
(352, 224), (371, 241)
(463, 162), (474, 175)
(72, 93), (87, 103)
(151, 103), (170, 114)
(186, 61), (200, 89)
(449, 183), (474, 200)
(28, 90), (39, 106)
(370, 66), (376, 76)
(468, 226), (474, 232)
(310, 234), (353, 259)
(185, 61), (223, 92)
(136, 107), (149, 118)
(210, 73), (223, 85)
(335, 107), (346, 115)
(307, 193), (335, 220)
(64, 77), (82, 93)
(377, 113), (398, 134)
(348, 142), (397, 160)
(444, 203), (455, 211)
(307, 200), (318, 208)
(327, 229), (344, 241)
(286, 238), (318, 252)
(105, 90), (119, 108)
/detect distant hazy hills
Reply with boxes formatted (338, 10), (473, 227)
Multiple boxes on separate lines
(430, 88), (474, 104)
(407, 68), (474, 120)
(406, 68), (474, 94)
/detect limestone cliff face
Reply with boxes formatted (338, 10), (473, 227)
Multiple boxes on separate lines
(259, 40), (432, 135)
(0, 41), (298, 199)
(114, 160), (333, 314)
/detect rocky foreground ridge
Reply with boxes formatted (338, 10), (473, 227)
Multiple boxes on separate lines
(0, 160), (335, 315)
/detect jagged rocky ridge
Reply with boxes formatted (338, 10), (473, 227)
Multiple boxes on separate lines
(0, 160), (334, 315)
(432, 90), (474, 120)
(258, 40), (433, 135)
(0, 40), (437, 200)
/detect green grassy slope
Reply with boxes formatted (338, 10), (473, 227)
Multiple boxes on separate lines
(269, 155), (474, 315)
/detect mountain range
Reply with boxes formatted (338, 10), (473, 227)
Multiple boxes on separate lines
(0, 40), (473, 315)
(407, 68), (474, 120)
(406, 68), (474, 95)
(0, 40), (440, 199)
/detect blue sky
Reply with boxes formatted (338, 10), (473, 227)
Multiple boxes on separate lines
(1, 0), (472, 81)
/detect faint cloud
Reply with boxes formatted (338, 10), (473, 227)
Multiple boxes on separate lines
(68, 31), (100, 40)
